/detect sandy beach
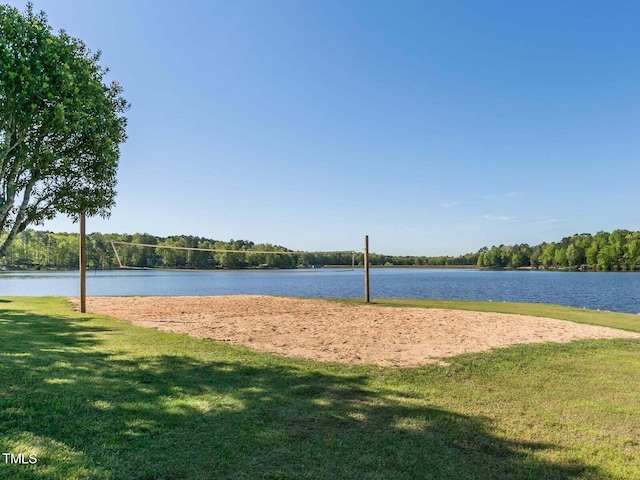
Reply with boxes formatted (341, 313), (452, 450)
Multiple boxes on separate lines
(74, 295), (640, 367)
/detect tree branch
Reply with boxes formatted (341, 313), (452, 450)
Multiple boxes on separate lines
(0, 175), (37, 256)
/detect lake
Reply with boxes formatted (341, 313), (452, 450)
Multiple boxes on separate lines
(2, 268), (640, 314)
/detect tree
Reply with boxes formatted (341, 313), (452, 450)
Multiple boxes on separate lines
(597, 244), (617, 271)
(625, 237), (640, 270)
(510, 248), (529, 268)
(0, 3), (128, 256)
(540, 244), (556, 268)
(554, 247), (567, 268)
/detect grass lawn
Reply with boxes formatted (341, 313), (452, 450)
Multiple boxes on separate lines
(1, 297), (639, 479)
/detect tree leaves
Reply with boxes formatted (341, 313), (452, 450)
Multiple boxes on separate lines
(0, 4), (128, 256)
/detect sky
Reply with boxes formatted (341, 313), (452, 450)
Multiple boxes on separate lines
(5, 0), (640, 256)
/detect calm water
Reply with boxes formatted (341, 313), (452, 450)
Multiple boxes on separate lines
(1, 268), (640, 314)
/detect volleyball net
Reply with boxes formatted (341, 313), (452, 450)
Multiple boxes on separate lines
(109, 241), (360, 270)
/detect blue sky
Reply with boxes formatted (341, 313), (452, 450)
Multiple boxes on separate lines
(7, 0), (640, 255)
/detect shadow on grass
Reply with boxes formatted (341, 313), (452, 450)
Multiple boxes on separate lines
(0, 300), (597, 480)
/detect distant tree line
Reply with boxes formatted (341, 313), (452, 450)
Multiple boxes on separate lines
(476, 230), (640, 271)
(0, 231), (358, 270)
(2, 229), (640, 271)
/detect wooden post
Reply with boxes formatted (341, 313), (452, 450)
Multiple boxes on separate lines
(364, 235), (370, 303)
(79, 214), (87, 313)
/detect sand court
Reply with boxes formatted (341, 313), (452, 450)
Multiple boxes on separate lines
(75, 295), (640, 367)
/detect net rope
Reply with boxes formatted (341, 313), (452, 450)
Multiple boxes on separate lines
(109, 241), (357, 270)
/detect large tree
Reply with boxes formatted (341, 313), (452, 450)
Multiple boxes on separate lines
(0, 3), (128, 256)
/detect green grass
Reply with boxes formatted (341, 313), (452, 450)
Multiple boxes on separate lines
(1, 297), (640, 479)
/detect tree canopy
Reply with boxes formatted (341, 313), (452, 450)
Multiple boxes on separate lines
(0, 3), (128, 256)
(5, 228), (639, 272)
